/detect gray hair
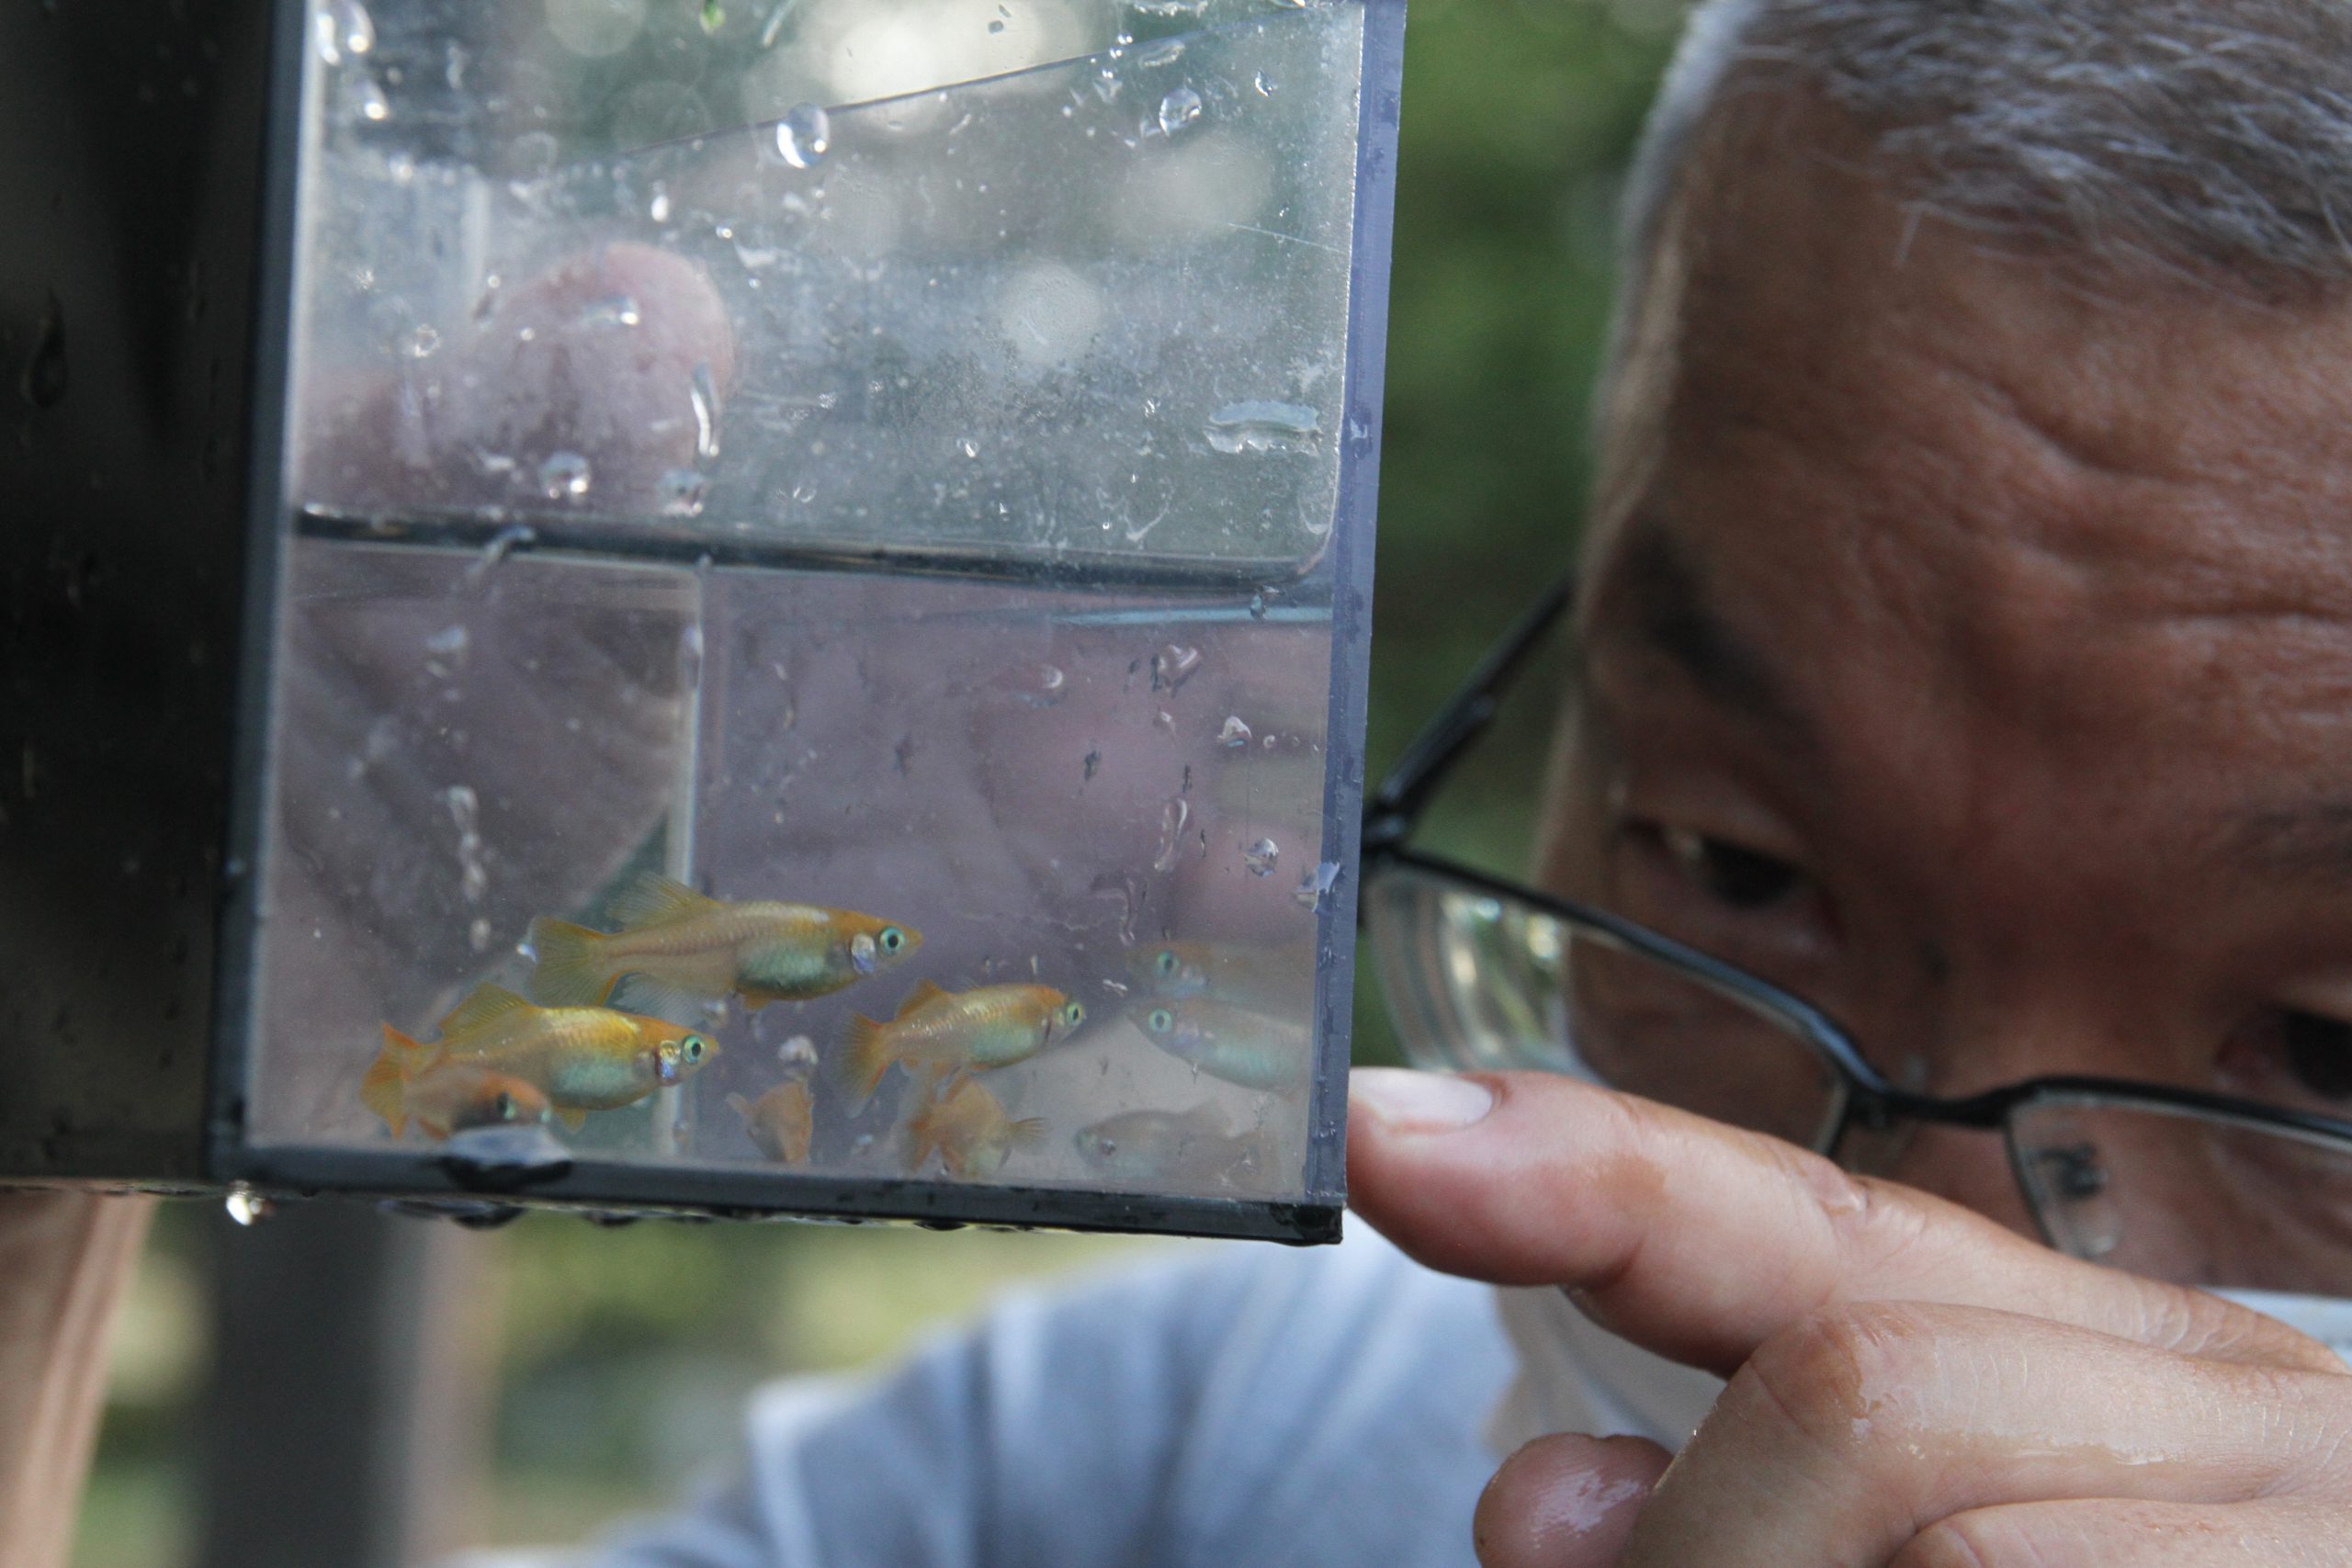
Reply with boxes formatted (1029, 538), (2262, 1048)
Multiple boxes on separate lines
(1622, 0), (2352, 301)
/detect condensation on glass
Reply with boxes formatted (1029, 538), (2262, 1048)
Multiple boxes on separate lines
(245, 0), (1393, 1237)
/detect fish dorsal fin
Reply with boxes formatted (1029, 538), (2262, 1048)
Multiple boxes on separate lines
(439, 983), (535, 1037)
(609, 873), (718, 933)
(896, 980), (952, 1020)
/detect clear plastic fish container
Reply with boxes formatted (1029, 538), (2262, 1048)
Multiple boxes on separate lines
(230, 0), (1401, 1241)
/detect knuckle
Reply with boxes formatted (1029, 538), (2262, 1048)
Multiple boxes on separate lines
(1735, 1302), (1940, 1453)
(1888, 1517), (2004, 1568)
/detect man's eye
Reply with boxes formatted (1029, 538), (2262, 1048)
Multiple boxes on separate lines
(1655, 825), (1804, 910)
(2279, 1010), (2352, 1101)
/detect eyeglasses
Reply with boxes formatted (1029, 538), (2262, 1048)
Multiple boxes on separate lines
(1359, 570), (2352, 1297)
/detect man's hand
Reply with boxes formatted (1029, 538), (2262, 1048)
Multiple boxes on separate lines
(1347, 1068), (2352, 1566)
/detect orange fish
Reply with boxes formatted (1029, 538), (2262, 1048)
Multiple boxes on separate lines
(908, 1077), (1045, 1181)
(728, 1080), (814, 1164)
(840, 981), (1085, 1107)
(359, 1056), (552, 1142)
(369, 983), (716, 1129)
(529, 873), (920, 1013)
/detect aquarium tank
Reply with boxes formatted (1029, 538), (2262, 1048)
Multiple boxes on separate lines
(0, 0), (1401, 1242)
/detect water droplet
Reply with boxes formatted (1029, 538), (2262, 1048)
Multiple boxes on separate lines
(226, 1186), (275, 1226)
(699, 0), (725, 34)
(1205, 400), (1320, 456)
(1039, 663), (1066, 693)
(1082, 749), (1102, 782)
(1157, 85), (1204, 136)
(579, 295), (641, 330)
(404, 323), (441, 358)
(1130, 0), (1205, 13)
(313, 0), (374, 64)
(1244, 837), (1280, 876)
(1249, 591), (1269, 618)
(1254, 71), (1278, 96)
(690, 363), (721, 459)
(345, 70), (390, 123)
(657, 468), (708, 517)
(774, 103), (831, 169)
(1136, 39), (1185, 67)
(19, 296), (65, 410)
(1151, 643), (1202, 693)
(1294, 860), (1340, 911)
(789, 481), (817, 505)
(956, 435), (980, 458)
(537, 451), (592, 501)
(1218, 716), (1252, 748)
(1152, 797), (1191, 873)
(649, 186), (673, 222)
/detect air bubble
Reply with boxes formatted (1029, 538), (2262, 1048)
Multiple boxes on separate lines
(1136, 39), (1185, 67)
(537, 452), (592, 501)
(774, 103), (831, 169)
(1294, 861), (1340, 911)
(345, 71), (390, 124)
(657, 468), (708, 517)
(1218, 716), (1252, 748)
(313, 0), (375, 64)
(1151, 644), (1202, 693)
(580, 295), (641, 330)
(226, 1186), (276, 1226)
(1157, 85), (1204, 136)
(649, 186), (673, 222)
(690, 364), (721, 459)
(956, 436), (980, 458)
(404, 323), (441, 358)
(1254, 71), (1278, 96)
(1152, 798), (1191, 873)
(1244, 838), (1280, 876)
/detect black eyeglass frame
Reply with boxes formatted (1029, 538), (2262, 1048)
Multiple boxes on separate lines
(1358, 568), (2352, 1170)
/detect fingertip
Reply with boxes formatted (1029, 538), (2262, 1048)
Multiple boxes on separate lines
(1474, 1433), (1669, 1568)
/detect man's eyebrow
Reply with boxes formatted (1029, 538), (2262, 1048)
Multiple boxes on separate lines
(2226, 801), (2352, 884)
(1596, 525), (1815, 740)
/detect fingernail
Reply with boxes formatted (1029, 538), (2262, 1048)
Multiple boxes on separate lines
(1351, 1066), (1494, 1132)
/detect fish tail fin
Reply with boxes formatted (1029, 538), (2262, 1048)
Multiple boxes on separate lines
(840, 1014), (895, 1107)
(1008, 1117), (1049, 1151)
(527, 918), (610, 1005)
(363, 1024), (426, 1136)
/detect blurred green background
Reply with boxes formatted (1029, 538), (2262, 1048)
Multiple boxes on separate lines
(74, 0), (1681, 1560)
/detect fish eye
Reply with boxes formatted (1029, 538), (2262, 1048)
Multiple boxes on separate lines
(1155, 949), (1180, 976)
(1148, 1008), (1173, 1033)
(880, 926), (905, 952)
(683, 1035), (707, 1063)
(492, 1091), (514, 1120)
(1061, 1001), (1086, 1027)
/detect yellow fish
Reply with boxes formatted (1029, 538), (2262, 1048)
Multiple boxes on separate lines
(370, 983), (716, 1129)
(528, 873), (921, 1013)
(908, 1076), (1045, 1180)
(1072, 1105), (1277, 1185)
(840, 981), (1085, 1107)
(1126, 940), (1308, 1012)
(1130, 998), (1307, 1093)
(728, 1080), (814, 1164)
(359, 1055), (552, 1142)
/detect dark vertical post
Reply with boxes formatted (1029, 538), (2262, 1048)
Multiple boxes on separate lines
(193, 1203), (492, 1568)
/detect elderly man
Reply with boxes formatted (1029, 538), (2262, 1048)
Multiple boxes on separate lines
(11, 0), (2352, 1563)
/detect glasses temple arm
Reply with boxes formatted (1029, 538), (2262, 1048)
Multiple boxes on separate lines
(1363, 570), (1577, 848)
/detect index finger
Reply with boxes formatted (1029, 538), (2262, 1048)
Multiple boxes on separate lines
(1345, 1067), (2341, 1378)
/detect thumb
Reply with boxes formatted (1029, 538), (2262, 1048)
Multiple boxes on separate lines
(1474, 1433), (1670, 1568)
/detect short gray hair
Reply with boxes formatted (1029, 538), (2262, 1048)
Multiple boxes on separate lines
(1623, 0), (2352, 300)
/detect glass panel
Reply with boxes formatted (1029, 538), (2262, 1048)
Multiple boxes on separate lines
(1366, 865), (1846, 1149)
(2009, 1095), (2352, 1295)
(289, 0), (1363, 578)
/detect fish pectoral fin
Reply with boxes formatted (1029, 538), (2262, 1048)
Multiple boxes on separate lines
(554, 1107), (588, 1132)
(439, 983), (535, 1037)
(896, 980), (952, 1020)
(610, 971), (708, 1024)
(609, 872), (719, 933)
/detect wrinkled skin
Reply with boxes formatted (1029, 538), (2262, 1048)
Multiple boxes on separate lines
(1351, 96), (2352, 1567)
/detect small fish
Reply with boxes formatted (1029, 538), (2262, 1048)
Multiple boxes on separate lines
(371, 983), (717, 1129)
(529, 873), (920, 1013)
(1073, 1105), (1277, 1185)
(728, 1080), (814, 1164)
(1130, 998), (1308, 1092)
(1126, 940), (1307, 1012)
(908, 1076), (1045, 1180)
(840, 981), (1085, 1106)
(359, 1055), (552, 1142)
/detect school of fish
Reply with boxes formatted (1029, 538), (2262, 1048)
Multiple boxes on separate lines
(362, 872), (1313, 1190)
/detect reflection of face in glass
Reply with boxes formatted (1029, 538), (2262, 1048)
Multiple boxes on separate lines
(1528, 104), (2352, 1285)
